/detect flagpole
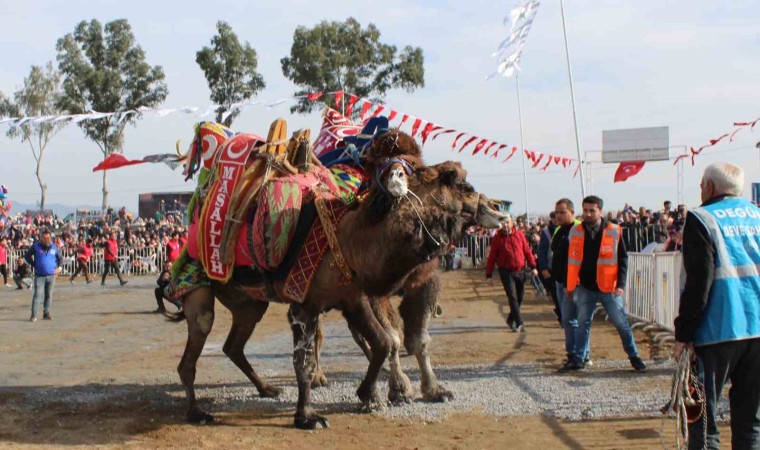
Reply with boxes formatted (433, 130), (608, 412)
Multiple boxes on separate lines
(516, 74), (530, 221)
(559, 0), (586, 197)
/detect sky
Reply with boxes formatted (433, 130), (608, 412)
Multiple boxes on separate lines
(0, 0), (758, 216)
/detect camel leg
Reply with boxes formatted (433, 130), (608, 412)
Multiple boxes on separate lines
(222, 301), (281, 398)
(342, 297), (394, 412)
(177, 286), (216, 423)
(372, 296), (415, 405)
(289, 303), (328, 430)
(400, 272), (454, 402)
(310, 317), (329, 389)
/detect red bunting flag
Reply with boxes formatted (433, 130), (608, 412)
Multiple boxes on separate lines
(483, 142), (498, 155)
(541, 156), (553, 171)
(371, 105), (386, 117)
(459, 136), (478, 153)
(433, 129), (455, 140)
(553, 155), (561, 164)
(531, 152), (544, 168)
(345, 95), (359, 117)
(472, 139), (489, 155)
(613, 161), (645, 183)
(306, 92), (323, 101)
(502, 146), (517, 162)
(420, 123), (441, 144)
(388, 110), (398, 121)
(399, 114), (410, 128)
(92, 153), (146, 172)
(451, 132), (466, 150)
(411, 118), (423, 137)
(334, 91), (344, 109)
(359, 101), (372, 121)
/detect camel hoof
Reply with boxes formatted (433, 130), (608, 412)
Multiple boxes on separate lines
(294, 414), (330, 430)
(187, 409), (215, 424)
(359, 392), (387, 413)
(388, 388), (415, 406)
(311, 373), (329, 389)
(259, 384), (282, 398)
(422, 385), (454, 403)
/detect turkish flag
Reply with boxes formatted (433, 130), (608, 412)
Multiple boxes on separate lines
(92, 153), (145, 172)
(614, 161), (645, 183)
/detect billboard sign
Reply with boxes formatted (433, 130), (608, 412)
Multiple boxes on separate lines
(602, 126), (670, 163)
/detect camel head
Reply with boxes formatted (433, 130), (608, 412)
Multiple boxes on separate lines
(472, 194), (509, 229)
(366, 129), (424, 198)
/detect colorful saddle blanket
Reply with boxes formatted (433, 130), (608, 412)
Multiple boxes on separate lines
(252, 164), (362, 271)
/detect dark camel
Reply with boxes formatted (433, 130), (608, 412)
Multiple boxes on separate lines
(173, 153), (487, 429)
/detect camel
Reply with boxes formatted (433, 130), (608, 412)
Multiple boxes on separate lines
(172, 132), (500, 429)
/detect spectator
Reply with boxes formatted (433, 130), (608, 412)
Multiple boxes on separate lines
(166, 231), (182, 263)
(153, 261), (180, 313)
(486, 214), (538, 332)
(0, 236), (9, 287)
(24, 229), (61, 322)
(101, 232), (127, 286)
(537, 212), (561, 322)
(12, 257), (32, 290)
(673, 162), (760, 450)
(69, 237), (94, 284)
(563, 196), (646, 372)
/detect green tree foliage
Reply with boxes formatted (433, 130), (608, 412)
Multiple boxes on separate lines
(0, 63), (67, 210)
(281, 17), (425, 115)
(56, 19), (168, 210)
(196, 21), (265, 127)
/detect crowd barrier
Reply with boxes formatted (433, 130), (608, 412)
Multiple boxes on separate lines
(7, 247), (167, 277)
(624, 252), (682, 342)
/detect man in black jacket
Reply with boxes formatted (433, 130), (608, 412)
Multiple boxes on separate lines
(153, 261), (180, 313)
(13, 257), (32, 290)
(551, 198), (590, 369)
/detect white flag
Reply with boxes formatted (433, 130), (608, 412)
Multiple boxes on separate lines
(489, 0), (540, 79)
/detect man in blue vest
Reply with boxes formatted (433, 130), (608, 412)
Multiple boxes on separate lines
(673, 162), (760, 450)
(24, 229), (61, 322)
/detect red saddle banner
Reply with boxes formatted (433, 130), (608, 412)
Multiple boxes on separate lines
(198, 134), (262, 282)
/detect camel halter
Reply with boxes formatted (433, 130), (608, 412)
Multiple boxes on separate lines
(374, 157), (415, 196)
(403, 189), (442, 248)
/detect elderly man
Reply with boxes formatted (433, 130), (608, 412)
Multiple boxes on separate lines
(24, 229), (61, 321)
(486, 214), (538, 332)
(673, 162), (760, 450)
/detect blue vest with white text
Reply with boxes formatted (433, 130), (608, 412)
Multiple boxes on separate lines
(690, 197), (760, 346)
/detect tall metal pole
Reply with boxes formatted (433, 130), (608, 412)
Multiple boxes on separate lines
(559, 0), (586, 197)
(516, 74), (530, 221)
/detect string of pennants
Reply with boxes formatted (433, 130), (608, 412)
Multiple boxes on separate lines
(0, 88), (579, 173)
(317, 90), (577, 171)
(673, 116), (760, 166)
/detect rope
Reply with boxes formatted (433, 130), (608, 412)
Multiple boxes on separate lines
(660, 347), (707, 450)
(402, 189), (441, 248)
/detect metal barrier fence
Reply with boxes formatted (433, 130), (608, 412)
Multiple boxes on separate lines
(625, 252), (682, 342)
(7, 247), (167, 277)
(621, 224), (661, 252)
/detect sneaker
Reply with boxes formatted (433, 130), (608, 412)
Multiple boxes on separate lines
(101, 282), (106, 286)
(584, 357), (593, 367)
(86, 280), (93, 285)
(120, 280), (128, 286)
(558, 359), (585, 372)
(630, 356), (647, 372)
(514, 323), (524, 333)
(29, 316), (37, 322)
(153, 308), (166, 314)
(43, 313), (53, 321)
(4, 283), (11, 287)
(69, 279), (75, 285)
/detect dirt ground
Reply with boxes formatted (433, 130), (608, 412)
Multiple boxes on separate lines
(0, 270), (729, 449)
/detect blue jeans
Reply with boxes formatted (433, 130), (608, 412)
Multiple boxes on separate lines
(574, 285), (639, 360)
(31, 275), (56, 317)
(557, 283), (590, 361)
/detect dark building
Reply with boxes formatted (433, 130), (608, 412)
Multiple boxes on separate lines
(138, 192), (193, 220)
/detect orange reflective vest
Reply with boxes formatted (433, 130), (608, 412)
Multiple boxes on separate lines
(566, 222), (621, 293)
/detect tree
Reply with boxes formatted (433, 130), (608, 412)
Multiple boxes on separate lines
(0, 63), (67, 211)
(281, 17), (425, 115)
(196, 21), (265, 127)
(56, 19), (168, 210)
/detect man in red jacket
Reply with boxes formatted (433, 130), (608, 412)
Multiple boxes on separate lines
(101, 232), (127, 286)
(486, 214), (538, 332)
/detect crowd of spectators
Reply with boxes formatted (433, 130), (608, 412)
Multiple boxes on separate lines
(447, 199), (687, 270)
(0, 206), (187, 251)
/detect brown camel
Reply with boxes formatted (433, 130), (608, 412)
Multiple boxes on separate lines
(173, 154), (491, 429)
